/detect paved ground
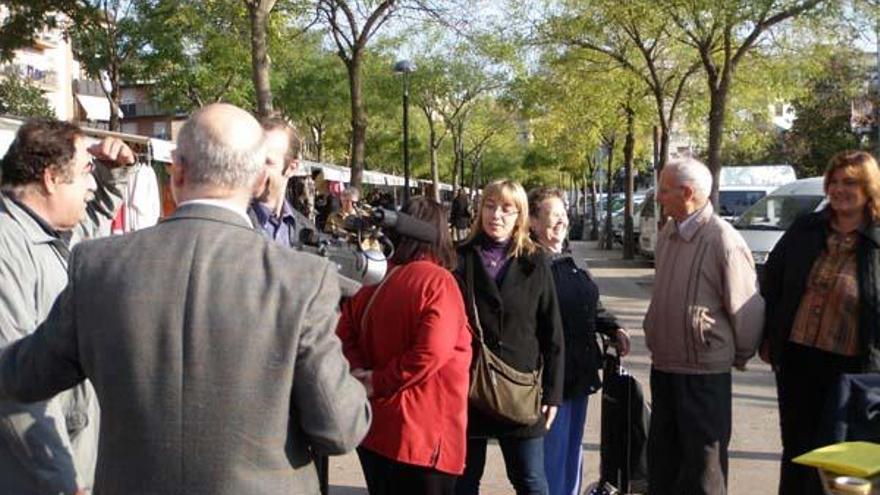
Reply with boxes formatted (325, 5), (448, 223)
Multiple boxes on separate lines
(327, 240), (782, 494)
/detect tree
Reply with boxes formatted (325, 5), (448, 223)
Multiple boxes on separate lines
(0, 1), (148, 131)
(0, 71), (56, 118)
(72, 1), (150, 131)
(786, 46), (866, 177)
(274, 35), (349, 162)
(541, 0), (700, 174)
(317, 0), (400, 188)
(244, 0), (277, 117)
(137, 0), (254, 111)
(661, 0), (828, 203)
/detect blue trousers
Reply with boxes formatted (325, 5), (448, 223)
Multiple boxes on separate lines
(543, 396), (589, 495)
(456, 435), (549, 495)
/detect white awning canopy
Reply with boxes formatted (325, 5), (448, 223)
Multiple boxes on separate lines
(149, 138), (175, 163)
(76, 95), (124, 122)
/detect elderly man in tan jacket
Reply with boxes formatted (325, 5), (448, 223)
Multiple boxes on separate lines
(643, 158), (765, 495)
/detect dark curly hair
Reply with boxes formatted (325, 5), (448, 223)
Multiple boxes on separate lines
(1, 118), (83, 187)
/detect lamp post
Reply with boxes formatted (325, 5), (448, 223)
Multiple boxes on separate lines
(394, 59), (415, 206)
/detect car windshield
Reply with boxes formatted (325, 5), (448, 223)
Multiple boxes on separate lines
(735, 195), (825, 231)
(718, 190), (768, 218)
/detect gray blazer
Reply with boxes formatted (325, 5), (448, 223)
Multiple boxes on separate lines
(0, 203), (371, 494)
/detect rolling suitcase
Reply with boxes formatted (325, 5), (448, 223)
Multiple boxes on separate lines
(588, 346), (650, 495)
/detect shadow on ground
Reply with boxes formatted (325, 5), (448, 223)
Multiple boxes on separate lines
(329, 486), (368, 495)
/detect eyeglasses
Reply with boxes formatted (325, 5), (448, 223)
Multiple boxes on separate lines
(483, 202), (519, 217)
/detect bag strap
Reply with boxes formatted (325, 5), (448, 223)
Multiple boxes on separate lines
(465, 253), (487, 343)
(359, 265), (402, 335)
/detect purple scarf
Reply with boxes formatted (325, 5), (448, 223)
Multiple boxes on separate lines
(478, 236), (512, 284)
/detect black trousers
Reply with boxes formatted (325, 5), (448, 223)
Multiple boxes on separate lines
(776, 342), (862, 495)
(648, 368), (731, 495)
(357, 447), (458, 495)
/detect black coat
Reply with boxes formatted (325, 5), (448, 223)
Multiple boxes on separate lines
(456, 240), (565, 438)
(762, 210), (880, 372)
(549, 255), (620, 399)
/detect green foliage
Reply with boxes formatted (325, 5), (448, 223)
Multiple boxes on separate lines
(0, 71), (56, 118)
(785, 45), (867, 177)
(0, 1), (89, 62)
(136, 0), (255, 111)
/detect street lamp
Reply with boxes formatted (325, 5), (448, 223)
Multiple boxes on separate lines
(394, 59), (415, 206)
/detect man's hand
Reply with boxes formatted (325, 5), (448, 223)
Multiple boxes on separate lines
(614, 328), (631, 357)
(87, 137), (135, 168)
(351, 368), (373, 398)
(541, 404), (557, 430)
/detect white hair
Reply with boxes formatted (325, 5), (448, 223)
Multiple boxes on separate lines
(665, 158), (713, 199)
(175, 117), (266, 189)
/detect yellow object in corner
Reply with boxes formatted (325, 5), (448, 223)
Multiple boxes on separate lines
(793, 442), (880, 478)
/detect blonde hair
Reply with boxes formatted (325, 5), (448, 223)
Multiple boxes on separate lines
(824, 151), (880, 221)
(468, 179), (536, 258)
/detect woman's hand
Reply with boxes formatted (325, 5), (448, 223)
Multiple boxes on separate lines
(541, 404), (558, 430)
(351, 368), (374, 398)
(614, 328), (631, 357)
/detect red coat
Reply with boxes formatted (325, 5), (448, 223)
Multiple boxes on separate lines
(337, 260), (472, 475)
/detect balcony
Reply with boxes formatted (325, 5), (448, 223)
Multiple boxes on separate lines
(1, 64), (58, 90)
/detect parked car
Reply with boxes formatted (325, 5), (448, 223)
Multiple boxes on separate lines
(610, 194), (646, 244)
(638, 189), (657, 259)
(733, 177), (826, 271)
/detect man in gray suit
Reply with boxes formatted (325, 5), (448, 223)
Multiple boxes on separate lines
(0, 103), (371, 494)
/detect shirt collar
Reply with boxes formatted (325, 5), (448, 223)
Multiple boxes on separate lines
(250, 199), (296, 228)
(177, 198), (251, 224)
(2, 192), (70, 245)
(675, 202), (714, 242)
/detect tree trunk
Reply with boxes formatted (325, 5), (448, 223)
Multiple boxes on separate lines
(451, 125), (463, 191)
(247, 1), (274, 118)
(428, 120), (441, 202)
(658, 119), (670, 172)
(587, 157), (599, 241)
(107, 63), (121, 131)
(315, 124), (324, 163)
(346, 53), (366, 188)
(706, 79), (729, 208)
(623, 106), (636, 260)
(602, 141), (615, 250)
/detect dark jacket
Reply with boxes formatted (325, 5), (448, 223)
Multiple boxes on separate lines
(549, 254), (620, 399)
(456, 239), (565, 438)
(761, 210), (880, 372)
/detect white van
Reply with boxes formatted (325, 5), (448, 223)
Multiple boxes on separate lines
(733, 177), (826, 270)
(717, 165), (797, 221)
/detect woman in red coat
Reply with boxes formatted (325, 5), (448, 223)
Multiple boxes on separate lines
(337, 197), (472, 495)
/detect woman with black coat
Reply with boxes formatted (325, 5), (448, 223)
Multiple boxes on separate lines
(528, 188), (630, 495)
(762, 151), (880, 495)
(454, 179), (565, 495)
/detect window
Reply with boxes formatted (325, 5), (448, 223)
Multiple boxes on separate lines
(718, 190), (768, 218)
(120, 103), (136, 117)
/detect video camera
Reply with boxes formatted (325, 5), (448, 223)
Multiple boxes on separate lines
(298, 207), (439, 290)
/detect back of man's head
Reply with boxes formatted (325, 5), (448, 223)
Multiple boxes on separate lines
(1, 118), (83, 189)
(665, 158), (713, 202)
(175, 104), (266, 190)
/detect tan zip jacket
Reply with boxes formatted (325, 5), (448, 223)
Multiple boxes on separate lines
(643, 203), (765, 374)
